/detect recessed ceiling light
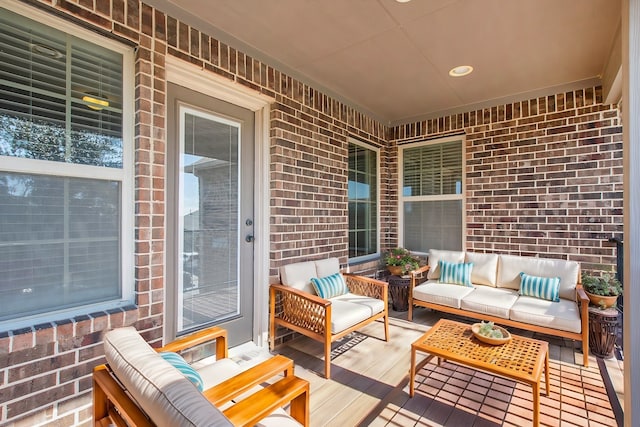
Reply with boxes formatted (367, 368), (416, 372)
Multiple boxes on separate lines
(449, 65), (474, 77)
(396, 0), (412, 3)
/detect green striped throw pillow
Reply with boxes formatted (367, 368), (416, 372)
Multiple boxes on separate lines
(519, 272), (560, 302)
(160, 352), (204, 391)
(310, 272), (348, 299)
(438, 260), (474, 287)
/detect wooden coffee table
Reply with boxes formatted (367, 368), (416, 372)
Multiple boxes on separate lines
(410, 319), (550, 427)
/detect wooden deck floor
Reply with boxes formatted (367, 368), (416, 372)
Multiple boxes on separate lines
(272, 308), (623, 427)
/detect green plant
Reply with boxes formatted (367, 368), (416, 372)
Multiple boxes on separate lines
(384, 248), (420, 273)
(581, 272), (623, 296)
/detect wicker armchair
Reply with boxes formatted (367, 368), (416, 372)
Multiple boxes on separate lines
(269, 258), (389, 378)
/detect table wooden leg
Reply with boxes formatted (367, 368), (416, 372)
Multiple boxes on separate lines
(532, 381), (540, 427)
(544, 350), (550, 395)
(410, 346), (416, 397)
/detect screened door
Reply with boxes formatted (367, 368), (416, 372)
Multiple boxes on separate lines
(167, 84), (254, 346)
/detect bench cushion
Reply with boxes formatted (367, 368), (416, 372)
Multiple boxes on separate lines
(413, 280), (475, 309)
(427, 249), (466, 280)
(498, 254), (580, 300)
(509, 296), (582, 333)
(330, 293), (385, 333)
(460, 286), (519, 319)
(465, 252), (499, 286)
(104, 327), (233, 427)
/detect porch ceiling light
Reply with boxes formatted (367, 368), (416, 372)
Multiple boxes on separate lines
(82, 95), (109, 110)
(449, 65), (474, 77)
(396, 0), (412, 3)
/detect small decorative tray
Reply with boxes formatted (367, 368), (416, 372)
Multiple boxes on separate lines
(471, 323), (512, 345)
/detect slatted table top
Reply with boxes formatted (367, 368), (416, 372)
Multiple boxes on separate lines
(412, 319), (548, 384)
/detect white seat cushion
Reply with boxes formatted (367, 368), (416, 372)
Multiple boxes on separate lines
(465, 252), (499, 287)
(412, 280), (475, 309)
(509, 296), (582, 333)
(195, 358), (243, 390)
(329, 293), (385, 333)
(460, 286), (519, 319)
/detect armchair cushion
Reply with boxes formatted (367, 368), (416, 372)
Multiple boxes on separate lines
(280, 261), (317, 294)
(330, 293), (385, 333)
(103, 327), (232, 427)
(311, 273), (348, 299)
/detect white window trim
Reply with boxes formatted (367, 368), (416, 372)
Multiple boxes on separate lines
(398, 134), (466, 253)
(0, 1), (135, 330)
(348, 137), (381, 263)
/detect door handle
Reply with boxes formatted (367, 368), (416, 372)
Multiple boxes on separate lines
(245, 234), (255, 243)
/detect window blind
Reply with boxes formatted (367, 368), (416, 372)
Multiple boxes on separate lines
(0, 9), (123, 168)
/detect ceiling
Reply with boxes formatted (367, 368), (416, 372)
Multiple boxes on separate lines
(148, 0), (622, 125)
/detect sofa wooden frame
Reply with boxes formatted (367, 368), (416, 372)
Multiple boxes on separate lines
(269, 273), (389, 378)
(93, 326), (310, 427)
(407, 265), (591, 367)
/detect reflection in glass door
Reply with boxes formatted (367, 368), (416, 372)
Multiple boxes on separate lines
(178, 107), (241, 332)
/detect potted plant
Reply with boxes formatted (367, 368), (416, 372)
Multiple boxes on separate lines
(384, 248), (420, 276)
(581, 272), (622, 309)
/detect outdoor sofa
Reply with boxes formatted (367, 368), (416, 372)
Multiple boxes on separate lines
(93, 326), (309, 426)
(409, 249), (589, 366)
(270, 257), (389, 378)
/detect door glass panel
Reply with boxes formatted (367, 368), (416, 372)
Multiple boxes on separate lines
(179, 107), (240, 333)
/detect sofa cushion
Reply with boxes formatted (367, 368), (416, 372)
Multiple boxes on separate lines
(280, 261), (317, 294)
(412, 280), (475, 309)
(311, 272), (348, 299)
(498, 254), (580, 300)
(519, 272), (560, 302)
(160, 352), (204, 391)
(103, 327), (233, 427)
(330, 293), (385, 333)
(465, 252), (499, 287)
(438, 260), (473, 287)
(460, 286), (519, 319)
(315, 257), (341, 278)
(427, 249), (466, 280)
(509, 296), (582, 333)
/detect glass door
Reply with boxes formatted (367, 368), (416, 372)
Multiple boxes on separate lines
(168, 83), (254, 346)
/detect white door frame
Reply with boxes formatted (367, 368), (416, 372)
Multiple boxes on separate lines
(165, 57), (272, 347)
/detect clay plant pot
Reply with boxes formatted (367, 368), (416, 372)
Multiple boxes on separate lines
(387, 265), (404, 276)
(585, 291), (618, 309)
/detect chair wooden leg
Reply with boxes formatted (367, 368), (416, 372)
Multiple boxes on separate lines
(408, 301), (413, 321)
(384, 314), (390, 342)
(324, 334), (331, 379)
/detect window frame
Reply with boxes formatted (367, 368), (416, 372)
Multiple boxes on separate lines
(0, 1), (135, 330)
(347, 138), (380, 263)
(398, 134), (466, 254)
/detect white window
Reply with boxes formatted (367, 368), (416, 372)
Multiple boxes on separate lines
(399, 136), (464, 253)
(0, 4), (133, 326)
(348, 139), (379, 260)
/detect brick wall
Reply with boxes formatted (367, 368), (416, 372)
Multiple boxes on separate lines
(389, 87), (624, 273)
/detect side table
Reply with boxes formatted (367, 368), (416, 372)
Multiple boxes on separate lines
(388, 275), (410, 311)
(588, 306), (620, 358)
